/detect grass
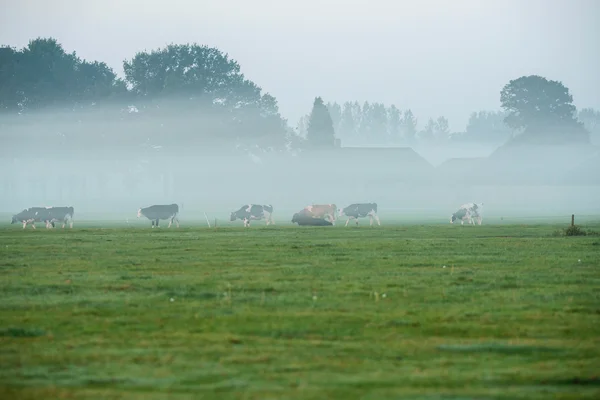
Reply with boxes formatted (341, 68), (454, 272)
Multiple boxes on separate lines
(0, 220), (599, 399)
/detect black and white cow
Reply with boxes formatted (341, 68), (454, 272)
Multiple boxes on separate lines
(137, 204), (180, 228)
(230, 204), (274, 227)
(11, 207), (53, 229)
(45, 206), (75, 228)
(339, 203), (381, 227)
(450, 202), (483, 225)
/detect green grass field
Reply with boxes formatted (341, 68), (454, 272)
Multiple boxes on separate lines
(1, 221), (599, 399)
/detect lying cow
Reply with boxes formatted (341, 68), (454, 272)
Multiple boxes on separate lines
(230, 204), (274, 227)
(11, 207), (53, 229)
(298, 204), (337, 225)
(450, 202), (483, 225)
(339, 203), (380, 227)
(291, 209), (334, 226)
(137, 204), (180, 228)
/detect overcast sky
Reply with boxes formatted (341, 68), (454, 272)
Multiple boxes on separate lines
(1, 0), (599, 131)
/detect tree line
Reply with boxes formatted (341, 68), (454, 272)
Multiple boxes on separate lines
(1, 37), (599, 152)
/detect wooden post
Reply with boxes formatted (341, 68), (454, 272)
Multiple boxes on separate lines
(571, 214), (574, 227)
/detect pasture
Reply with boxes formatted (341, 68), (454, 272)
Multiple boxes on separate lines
(1, 220), (599, 399)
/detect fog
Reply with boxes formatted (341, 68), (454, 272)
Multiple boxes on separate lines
(2, 101), (599, 226)
(2, 0), (599, 225)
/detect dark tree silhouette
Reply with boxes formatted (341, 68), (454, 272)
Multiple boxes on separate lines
(306, 96), (336, 148)
(500, 75), (589, 144)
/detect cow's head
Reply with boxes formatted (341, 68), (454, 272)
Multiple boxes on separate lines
(338, 208), (345, 217)
(137, 208), (142, 218)
(230, 212), (237, 222)
(450, 214), (456, 224)
(11, 215), (18, 224)
(291, 213), (300, 224)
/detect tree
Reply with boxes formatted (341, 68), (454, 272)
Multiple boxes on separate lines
(338, 101), (357, 142)
(369, 102), (388, 143)
(500, 75), (589, 144)
(462, 110), (513, 144)
(327, 102), (342, 134)
(387, 105), (401, 143)
(419, 118), (436, 142)
(0, 38), (125, 112)
(123, 42), (288, 148)
(358, 101), (372, 140)
(401, 109), (418, 145)
(306, 96), (336, 148)
(434, 116), (450, 141)
(0, 46), (20, 111)
(296, 115), (310, 137)
(578, 108), (600, 145)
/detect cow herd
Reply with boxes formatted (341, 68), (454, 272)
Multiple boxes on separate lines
(9, 202), (484, 229)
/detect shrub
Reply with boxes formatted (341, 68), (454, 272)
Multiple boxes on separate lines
(565, 225), (587, 237)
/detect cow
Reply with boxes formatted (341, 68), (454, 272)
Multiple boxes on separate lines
(137, 204), (180, 228)
(291, 209), (333, 226)
(229, 204), (274, 227)
(450, 203), (483, 225)
(11, 207), (53, 229)
(45, 206), (75, 228)
(339, 203), (381, 227)
(298, 204), (337, 225)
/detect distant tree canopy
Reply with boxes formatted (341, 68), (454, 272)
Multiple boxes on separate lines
(500, 75), (589, 144)
(307, 101), (422, 146)
(0, 38), (126, 112)
(0, 37), (289, 150)
(578, 108), (600, 145)
(460, 111), (513, 144)
(306, 97), (336, 148)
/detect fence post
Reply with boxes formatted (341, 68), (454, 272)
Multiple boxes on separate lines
(571, 214), (575, 227)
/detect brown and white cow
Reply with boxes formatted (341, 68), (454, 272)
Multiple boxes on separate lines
(298, 204), (337, 225)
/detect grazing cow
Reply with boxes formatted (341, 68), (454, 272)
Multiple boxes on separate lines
(339, 203), (381, 227)
(291, 209), (333, 226)
(450, 203), (483, 225)
(45, 206), (75, 228)
(230, 204), (274, 227)
(11, 207), (53, 229)
(137, 204), (180, 228)
(299, 204), (337, 225)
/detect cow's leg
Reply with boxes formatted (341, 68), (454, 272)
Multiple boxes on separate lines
(175, 216), (180, 228)
(374, 214), (381, 226)
(345, 218), (350, 227)
(167, 217), (172, 228)
(369, 215), (374, 227)
(156, 219), (160, 227)
(22, 220), (26, 229)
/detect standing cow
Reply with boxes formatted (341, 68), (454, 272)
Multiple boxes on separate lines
(11, 207), (53, 229)
(298, 204), (337, 225)
(137, 204), (180, 228)
(339, 203), (381, 227)
(450, 202), (483, 225)
(45, 206), (75, 228)
(230, 204), (274, 227)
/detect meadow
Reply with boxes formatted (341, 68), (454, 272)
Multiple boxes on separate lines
(1, 218), (599, 399)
